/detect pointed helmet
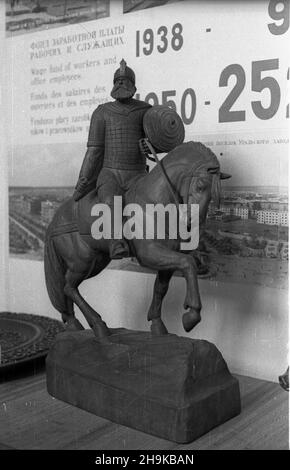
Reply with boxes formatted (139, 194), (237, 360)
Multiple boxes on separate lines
(113, 59), (136, 85)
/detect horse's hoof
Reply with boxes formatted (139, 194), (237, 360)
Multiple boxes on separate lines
(92, 321), (111, 339)
(150, 318), (168, 336)
(65, 318), (85, 332)
(279, 367), (289, 391)
(182, 309), (201, 332)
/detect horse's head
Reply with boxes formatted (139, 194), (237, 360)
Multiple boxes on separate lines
(142, 140), (230, 230)
(174, 142), (231, 228)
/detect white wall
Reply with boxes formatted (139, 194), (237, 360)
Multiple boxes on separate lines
(9, 258), (288, 382)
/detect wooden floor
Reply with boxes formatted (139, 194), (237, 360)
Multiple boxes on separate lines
(0, 368), (288, 450)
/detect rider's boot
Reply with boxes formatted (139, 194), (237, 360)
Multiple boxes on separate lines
(109, 239), (130, 259)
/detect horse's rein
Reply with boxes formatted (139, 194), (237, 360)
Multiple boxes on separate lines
(144, 139), (181, 210)
(143, 139), (221, 214)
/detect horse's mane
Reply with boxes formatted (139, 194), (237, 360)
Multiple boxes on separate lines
(130, 141), (222, 206)
(163, 141), (220, 174)
(162, 141), (222, 206)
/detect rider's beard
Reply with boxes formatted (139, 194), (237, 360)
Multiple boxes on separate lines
(111, 83), (136, 101)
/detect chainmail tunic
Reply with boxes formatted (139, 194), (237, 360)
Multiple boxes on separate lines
(87, 99), (151, 170)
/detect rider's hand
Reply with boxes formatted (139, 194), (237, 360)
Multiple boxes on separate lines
(73, 176), (89, 201)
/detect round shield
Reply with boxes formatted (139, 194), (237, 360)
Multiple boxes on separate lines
(143, 105), (185, 152)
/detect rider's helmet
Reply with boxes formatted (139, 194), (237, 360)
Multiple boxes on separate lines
(113, 59), (136, 86)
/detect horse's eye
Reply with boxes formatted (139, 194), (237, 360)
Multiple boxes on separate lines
(197, 182), (205, 192)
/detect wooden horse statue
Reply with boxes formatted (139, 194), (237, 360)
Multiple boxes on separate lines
(44, 141), (230, 338)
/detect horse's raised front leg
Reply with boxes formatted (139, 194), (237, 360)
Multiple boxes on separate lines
(181, 256), (202, 332)
(136, 241), (202, 333)
(64, 270), (110, 339)
(148, 270), (173, 336)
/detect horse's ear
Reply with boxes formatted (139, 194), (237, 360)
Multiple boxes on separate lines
(220, 172), (231, 180)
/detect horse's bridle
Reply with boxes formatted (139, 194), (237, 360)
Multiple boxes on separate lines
(144, 139), (181, 210)
(144, 139), (221, 211)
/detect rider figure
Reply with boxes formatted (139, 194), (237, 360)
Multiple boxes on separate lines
(73, 59), (151, 259)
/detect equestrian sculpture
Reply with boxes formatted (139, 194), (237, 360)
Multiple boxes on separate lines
(45, 60), (241, 444)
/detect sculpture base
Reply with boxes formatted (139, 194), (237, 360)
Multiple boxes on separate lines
(46, 328), (241, 443)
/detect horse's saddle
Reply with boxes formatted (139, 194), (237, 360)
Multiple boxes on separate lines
(75, 175), (143, 237)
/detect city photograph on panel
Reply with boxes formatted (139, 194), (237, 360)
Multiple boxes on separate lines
(8, 133), (288, 291)
(123, 0), (184, 14)
(9, 142), (78, 261)
(5, 0), (110, 36)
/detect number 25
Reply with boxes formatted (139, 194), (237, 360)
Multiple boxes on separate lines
(219, 59), (281, 122)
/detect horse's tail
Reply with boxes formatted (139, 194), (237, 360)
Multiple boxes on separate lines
(44, 231), (67, 315)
